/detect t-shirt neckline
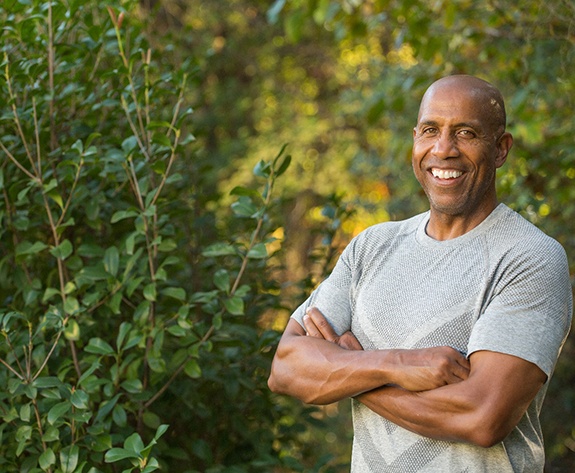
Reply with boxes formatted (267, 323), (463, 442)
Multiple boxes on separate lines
(416, 203), (508, 248)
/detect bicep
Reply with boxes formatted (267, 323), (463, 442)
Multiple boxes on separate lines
(465, 350), (546, 423)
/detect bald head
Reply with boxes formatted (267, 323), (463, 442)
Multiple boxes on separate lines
(419, 75), (507, 137)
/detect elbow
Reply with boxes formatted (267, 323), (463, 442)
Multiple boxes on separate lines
(268, 365), (331, 405)
(468, 429), (508, 449)
(463, 415), (516, 448)
(267, 369), (283, 395)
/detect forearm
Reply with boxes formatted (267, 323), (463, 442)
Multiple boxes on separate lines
(357, 383), (489, 445)
(268, 332), (396, 404)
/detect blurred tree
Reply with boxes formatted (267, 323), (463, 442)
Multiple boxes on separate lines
(154, 0), (575, 470)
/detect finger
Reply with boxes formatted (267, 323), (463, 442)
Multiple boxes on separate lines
(339, 332), (364, 351)
(452, 362), (470, 382)
(303, 312), (324, 339)
(307, 307), (338, 342)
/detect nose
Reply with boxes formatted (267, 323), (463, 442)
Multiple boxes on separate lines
(432, 131), (460, 159)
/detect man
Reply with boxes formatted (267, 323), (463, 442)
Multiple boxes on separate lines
(268, 75), (572, 472)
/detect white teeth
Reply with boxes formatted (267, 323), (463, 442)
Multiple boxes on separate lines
(431, 169), (463, 179)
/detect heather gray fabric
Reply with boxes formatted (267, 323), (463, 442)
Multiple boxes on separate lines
(291, 204), (572, 472)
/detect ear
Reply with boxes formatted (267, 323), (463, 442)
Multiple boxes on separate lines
(495, 132), (513, 168)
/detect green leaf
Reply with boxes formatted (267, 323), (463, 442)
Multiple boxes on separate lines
(94, 394), (121, 424)
(70, 389), (89, 409)
(85, 338), (115, 356)
(105, 448), (139, 463)
(120, 379), (143, 393)
(274, 145), (291, 177)
(213, 269), (230, 293)
(125, 432), (145, 454)
(152, 132), (172, 148)
(63, 296), (80, 315)
(224, 296), (244, 315)
(167, 325), (186, 337)
(143, 283), (157, 301)
(71, 139), (83, 154)
(64, 318), (80, 341)
(43, 178), (58, 193)
(50, 239), (73, 260)
(231, 196), (259, 218)
(202, 243), (236, 257)
(42, 287), (60, 303)
(142, 458), (160, 473)
(253, 159), (271, 178)
(42, 426), (60, 443)
(91, 433), (112, 452)
(60, 445), (79, 473)
(160, 287), (186, 301)
(112, 404), (127, 427)
(16, 241), (48, 257)
(39, 447), (56, 470)
(33, 377), (63, 389)
(48, 190), (64, 210)
(111, 209), (139, 223)
(48, 401), (71, 425)
(184, 359), (202, 379)
(247, 242), (268, 259)
(104, 246), (120, 277)
(122, 136), (138, 153)
(108, 291), (123, 315)
(19, 403), (31, 422)
(133, 300), (151, 323)
(154, 424), (169, 440)
(230, 186), (262, 200)
(116, 322), (132, 350)
(77, 362), (101, 388)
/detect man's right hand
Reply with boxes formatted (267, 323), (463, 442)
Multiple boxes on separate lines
(388, 346), (470, 391)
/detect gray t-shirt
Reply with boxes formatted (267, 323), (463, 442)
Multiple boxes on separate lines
(292, 204), (572, 472)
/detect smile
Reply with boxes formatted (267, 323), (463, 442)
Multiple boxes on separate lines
(431, 168), (463, 179)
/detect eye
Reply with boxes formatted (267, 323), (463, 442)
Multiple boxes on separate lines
(457, 129), (476, 138)
(421, 127), (437, 135)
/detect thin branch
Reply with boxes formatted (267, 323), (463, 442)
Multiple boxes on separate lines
(121, 95), (151, 162)
(4, 332), (26, 375)
(33, 319), (67, 381)
(33, 98), (42, 177)
(0, 357), (25, 381)
(56, 157), (84, 227)
(0, 141), (40, 182)
(4, 58), (39, 176)
(47, 0), (57, 150)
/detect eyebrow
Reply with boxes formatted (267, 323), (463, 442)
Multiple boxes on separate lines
(417, 119), (481, 130)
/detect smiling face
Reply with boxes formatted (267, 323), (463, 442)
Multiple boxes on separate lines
(412, 76), (513, 230)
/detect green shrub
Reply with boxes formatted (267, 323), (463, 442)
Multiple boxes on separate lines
(0, 2), (321, 472)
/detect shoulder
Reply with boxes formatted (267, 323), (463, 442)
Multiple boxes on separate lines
(346, 213), (426, 253)
(354, 212), (426, 244)
(488, 205), (568, 265)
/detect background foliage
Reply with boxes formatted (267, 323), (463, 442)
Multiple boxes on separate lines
(0, 0), (573, 472)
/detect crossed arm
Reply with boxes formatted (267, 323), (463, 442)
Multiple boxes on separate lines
(268, 307), (547, 448)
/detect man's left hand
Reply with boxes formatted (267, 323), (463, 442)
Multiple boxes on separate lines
(303, 307), (363, 351)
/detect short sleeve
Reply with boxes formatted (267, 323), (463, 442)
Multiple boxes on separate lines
(468, 240), (572, 377)
(290, 237), (358, 336)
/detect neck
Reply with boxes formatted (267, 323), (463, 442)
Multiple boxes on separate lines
(426, 201), (499, 241)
